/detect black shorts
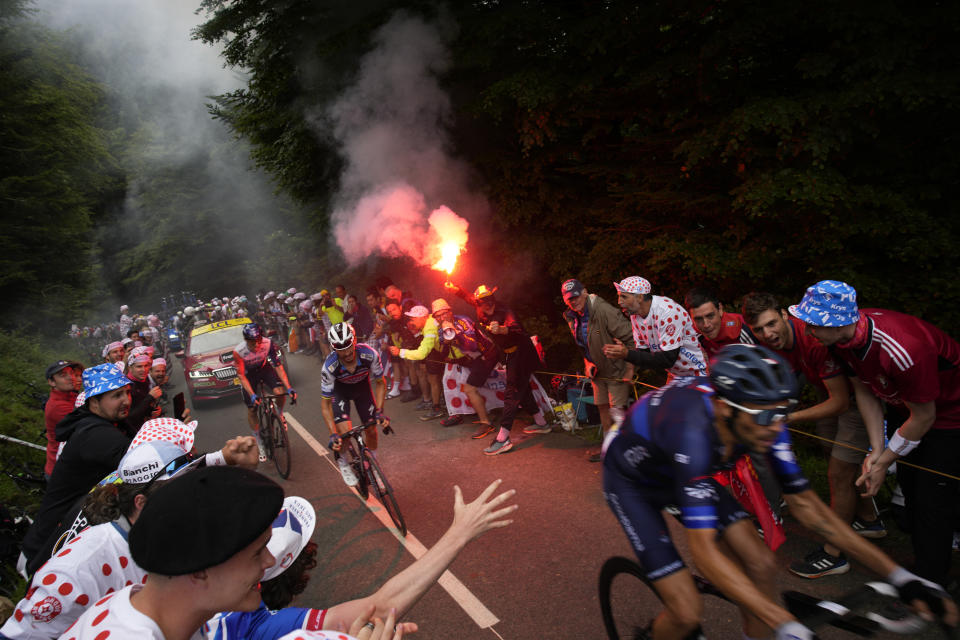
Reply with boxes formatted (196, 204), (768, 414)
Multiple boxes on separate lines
(241, 367), (282, 408)
(465, 349), (499, 388)
(426, 358), (445, 375)
(330, 381), (377, 425)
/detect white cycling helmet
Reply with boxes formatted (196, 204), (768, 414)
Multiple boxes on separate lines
(327, 322), (355, 350)
(183, 306), (196, 317)
(293, 292), (307, 301)
(287, 287), (297, 295)
(264, 291), (276, 300)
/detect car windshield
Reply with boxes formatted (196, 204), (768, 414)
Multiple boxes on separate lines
(188, 325), (245, 356)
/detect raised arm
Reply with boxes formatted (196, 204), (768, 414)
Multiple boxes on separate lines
(322, 480), (517, 629)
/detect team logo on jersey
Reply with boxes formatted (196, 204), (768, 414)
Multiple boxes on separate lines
(624, 445), (650, 465)
(683, 482), (717, 501)
(772, 442), (796, 465)
(674, 453), (690, 465)
(31, 596), (62, 622)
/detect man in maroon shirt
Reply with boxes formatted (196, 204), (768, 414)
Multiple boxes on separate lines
(791, 280), (960, 589)
(42, 360), (83, 478)
(742, 292), (882, 579)
(684, 288), (755, 361)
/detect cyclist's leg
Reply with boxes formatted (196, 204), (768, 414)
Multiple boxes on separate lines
(353, 382), (379, 450)
(604, 473), (701, 639)
(716, 492), (778, 639)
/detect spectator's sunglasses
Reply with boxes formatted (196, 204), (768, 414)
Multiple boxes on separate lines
(720, 398), (796, 426)
(142, 452), (203, 490)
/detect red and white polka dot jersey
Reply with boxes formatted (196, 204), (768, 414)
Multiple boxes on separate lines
(56, 585), (202, 640)
(629, 296), (708, 377)
(3, 522), (146, 640)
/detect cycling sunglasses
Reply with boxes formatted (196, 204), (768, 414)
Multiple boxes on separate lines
(720, 398), (796, 426)
(142, 452), (204, 489)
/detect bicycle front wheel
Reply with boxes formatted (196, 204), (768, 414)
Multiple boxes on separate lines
(361, 449), (406, 536)
(343, 439), (368, 499)
(599, 556), (660, 640)
(270, 411), (291, 479)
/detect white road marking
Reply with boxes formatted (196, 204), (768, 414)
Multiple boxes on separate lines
(285, 412), (501, 629)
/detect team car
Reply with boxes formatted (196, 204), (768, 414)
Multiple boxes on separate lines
(182, 317), (251, 402)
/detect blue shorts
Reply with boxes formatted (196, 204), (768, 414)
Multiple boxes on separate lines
(603, 468), (750, 582)
(329, 381), (376, 425)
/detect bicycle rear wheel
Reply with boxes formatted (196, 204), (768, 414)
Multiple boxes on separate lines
(599, 556), (661, 640)
(361, 449), (406, 536)
(270, 411), (291, 479)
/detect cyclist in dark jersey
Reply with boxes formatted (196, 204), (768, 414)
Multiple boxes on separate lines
(603, 344), (956, 640)
(233, 323), (295, 462)
(321, 322), (389, 486)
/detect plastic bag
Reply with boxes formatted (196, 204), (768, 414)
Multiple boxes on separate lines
(554, 401), (577, 432)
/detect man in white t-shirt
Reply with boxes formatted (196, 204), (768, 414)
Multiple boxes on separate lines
(603, 275), (707, 378)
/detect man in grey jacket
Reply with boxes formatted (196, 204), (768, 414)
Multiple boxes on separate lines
(562, 279), (636, 461)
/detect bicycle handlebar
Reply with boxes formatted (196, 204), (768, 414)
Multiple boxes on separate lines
(337, 418), (394, 441)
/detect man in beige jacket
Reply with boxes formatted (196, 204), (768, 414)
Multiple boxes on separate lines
(562, 278), (636, 461)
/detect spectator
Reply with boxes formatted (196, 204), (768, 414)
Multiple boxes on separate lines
(684, 288), (755, 361)
(20, 364), (136, 575)
(446, 283), (546, 455)
(124, 349), (162, 430)
(381, 301), (413, 400)
(430, 298), (497, 430)
(64, 466), (284, 639)
(334, 284), (349, 304)
(742, 292), (881, 579)
(388, 305), (444, 421)
(102, 341), (124, 366)
(561, 279), (635, 462)
(791, 280), (960, 590)
(602, 276), (707, 378)
(345, 294), (374, 342)
(42, 361), (83, 479)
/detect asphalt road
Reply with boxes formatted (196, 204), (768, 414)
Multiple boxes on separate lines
(172, 349), (954, 640)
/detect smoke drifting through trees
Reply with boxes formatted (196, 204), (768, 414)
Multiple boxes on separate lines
(318, 12), (487, 268)
(32, 0), (306, 307)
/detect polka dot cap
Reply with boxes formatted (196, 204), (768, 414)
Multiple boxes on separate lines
(613, 276), (651, 295)
(128, 418), (197, 452)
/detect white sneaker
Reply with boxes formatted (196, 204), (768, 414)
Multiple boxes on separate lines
(257, 439), (267, 463)
(338, 457), (358, 486)
(387, 387), (401, 399)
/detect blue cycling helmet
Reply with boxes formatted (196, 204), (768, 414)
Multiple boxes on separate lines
(242, 323), (262, 341)
(709, 344), (798, 404)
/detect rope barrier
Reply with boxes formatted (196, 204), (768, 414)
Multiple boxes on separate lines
(533, 369), (960, 483)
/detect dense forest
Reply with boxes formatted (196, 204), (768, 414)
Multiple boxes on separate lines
(3, 0), (959, 337)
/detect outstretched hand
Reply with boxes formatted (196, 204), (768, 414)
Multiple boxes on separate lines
(343, 604), (417, 639)
(221, 435), (259, 468)
(450, 479), (518, 543)
(602, 338), (629, 360)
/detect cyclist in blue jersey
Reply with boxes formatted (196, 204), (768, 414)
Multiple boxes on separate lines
(603, 344), (956, 640)
(321, 322), (389, 486)
(233, 324), (296, 462)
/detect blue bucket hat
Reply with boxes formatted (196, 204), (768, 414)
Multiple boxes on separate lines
(82, 362), (132, 399)
(789, 280), (860, 327)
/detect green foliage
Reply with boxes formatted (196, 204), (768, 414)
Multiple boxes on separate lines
(0, 8), (121, 330)
(0, 331), (84, 512)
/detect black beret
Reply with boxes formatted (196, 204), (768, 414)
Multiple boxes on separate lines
(129, 466), (284, 575)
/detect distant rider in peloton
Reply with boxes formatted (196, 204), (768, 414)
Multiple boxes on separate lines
(233, 323), (296, 462)
(321, 322), (389, 486)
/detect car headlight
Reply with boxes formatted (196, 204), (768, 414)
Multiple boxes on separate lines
(188, 370), (213, 379)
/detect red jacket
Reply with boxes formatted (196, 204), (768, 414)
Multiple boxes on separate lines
(44, 388), (78, 475)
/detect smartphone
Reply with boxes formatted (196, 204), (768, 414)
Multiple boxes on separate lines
(173, 392), (186, 421)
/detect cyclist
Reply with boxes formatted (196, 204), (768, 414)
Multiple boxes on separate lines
(233, 323), (296, 462)
(321, 322), (389, 486)
(603, 344), (957, 640)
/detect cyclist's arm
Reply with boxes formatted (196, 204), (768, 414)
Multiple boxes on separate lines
(322, 480), (516, 630)
(687, 529), (795, 629)
(372, 376), (386, 413)
(786, 374), (849, 424)
(784, 488), (897, 576)
(233, 352), (255, 398)
(321, 396), (337, 435)
(274, 363), (291, 390)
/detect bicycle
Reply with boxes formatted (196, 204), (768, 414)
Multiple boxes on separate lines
(255, 382), (294, 479)
(598, 555), (936, 639)
(334, 419), (407, 536)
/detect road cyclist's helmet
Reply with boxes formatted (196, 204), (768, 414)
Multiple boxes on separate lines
(709, 344), (799, 404)
(242, 323), (263, 341)
(286, 287), (297, 295)
(327, 322), (355, 351)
